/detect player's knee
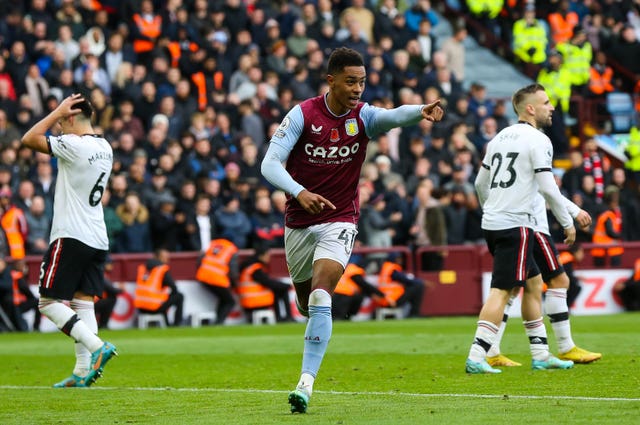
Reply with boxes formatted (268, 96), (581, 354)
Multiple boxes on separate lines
(549, 273), (569, 289)
(309, 289), (331, 307)
(38, 297), (55, 315)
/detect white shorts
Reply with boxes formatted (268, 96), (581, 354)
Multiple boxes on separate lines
(285, 222), (358, 283)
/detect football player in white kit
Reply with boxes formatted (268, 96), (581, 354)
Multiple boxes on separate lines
(466, 83), (578, 373)
(486, 193), (601, 367)
(22, 94), (117, 387)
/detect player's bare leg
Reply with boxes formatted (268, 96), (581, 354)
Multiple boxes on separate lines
(289, 259), (343, 413)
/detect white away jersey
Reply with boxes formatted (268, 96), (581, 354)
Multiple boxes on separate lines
(479, 123), (553, 230)
(47, 133), (113, 249)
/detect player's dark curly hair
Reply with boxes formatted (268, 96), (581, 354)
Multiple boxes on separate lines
(327, 47), (364, 76)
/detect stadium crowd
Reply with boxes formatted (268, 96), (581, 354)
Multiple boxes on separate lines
(0, 0), (638, 260)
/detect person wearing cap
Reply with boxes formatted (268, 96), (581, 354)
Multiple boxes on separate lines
(591, 185), (624, 267)
(556, 26), (592, 94)
(21, 93), (117, 387)
(0, 187), (27, 260)
(512, 4), (548, 66)
(260, 47), (444, 413)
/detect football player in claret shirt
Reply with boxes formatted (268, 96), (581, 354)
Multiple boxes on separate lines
(261, 47), (444, 413)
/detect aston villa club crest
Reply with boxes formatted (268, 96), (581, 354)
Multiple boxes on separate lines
(330, 128), (340, 142)
(345, 119), (359, 136)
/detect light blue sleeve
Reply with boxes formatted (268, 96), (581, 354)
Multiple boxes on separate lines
(360, 103), (425, 138)
(260, 106), (306, 197)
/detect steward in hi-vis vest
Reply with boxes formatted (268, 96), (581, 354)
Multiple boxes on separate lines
(238, 246), (292, 323)
(134, 249), (184, 326)
(591, 186), (624, 267)
(333, 260), (387, 321)
(196, 239), (239, 325)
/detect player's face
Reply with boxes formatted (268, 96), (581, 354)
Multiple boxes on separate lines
(328, 65), (366, 114)
(533, 90), (554, 128)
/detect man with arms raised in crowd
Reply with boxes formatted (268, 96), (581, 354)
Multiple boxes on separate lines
(22, 94), (117, 387)
(261, 47), (444, 413)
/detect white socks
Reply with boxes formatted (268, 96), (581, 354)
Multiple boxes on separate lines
(39, 298), (104, 369)
(523, 317), (549, 361)
(468, 320), (499, 362)
(544, 288), (575, 353)
(70, 299), (99, 377)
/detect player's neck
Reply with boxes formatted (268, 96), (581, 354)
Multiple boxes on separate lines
(72, 123), (98, 136)
(325, 92), (349, 116)
(517, 119), (537, 129)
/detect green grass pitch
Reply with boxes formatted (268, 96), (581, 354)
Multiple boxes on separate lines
(1, 314), (639, 424)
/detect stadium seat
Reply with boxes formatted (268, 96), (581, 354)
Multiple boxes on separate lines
(375, 307), (404, 321)
(606, 92), (636, 133)
(252, 308), (276, 325)
(191, 311), (217, 327)
(137, 313), (167, 329)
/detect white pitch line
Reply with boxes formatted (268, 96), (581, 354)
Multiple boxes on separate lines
(1, 386), (639, 402)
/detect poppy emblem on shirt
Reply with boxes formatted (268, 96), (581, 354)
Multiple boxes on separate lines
(330, 128), (340, 142)
(345, 119), (358, 136)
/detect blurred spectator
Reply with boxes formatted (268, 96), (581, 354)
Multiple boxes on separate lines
(556, 27), (592, 95)
(149, 193), (179, 251)
(94, 257), (122, 330)
(332, 258), (388, 321)
(130, 0), (162, 66)
(537, 51), (570, 155)
(250, 194), (284, 249)
(548, 0), (579, 45)
(440, 24), (467, 82)
(0, 110), (20, 150)
(196, 238), (238, 325)
(101, 188), (123, 253)
(117, 98), (145, 143)
(582, 138), (610, 204)
(24, 64), (49, 118)
(591, 186), (623, 267)
(24, 195), (49, 255)
(134, 248), (184, 326)
(471, 117), (498, 153)
(512, 5), (548, 66)
(115, 192), (152, 253)
(405, 0), (438, 33)
(410, 179), (446, 271)
(214, 194), (252, 249)
(0, 187), (27, 260)
(562, 150), (587, 196)
(185, 194), (215, 252)
(610, 24), (640, 81)
(54, 24), (80, 68)
(286, 20), (310, 59)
